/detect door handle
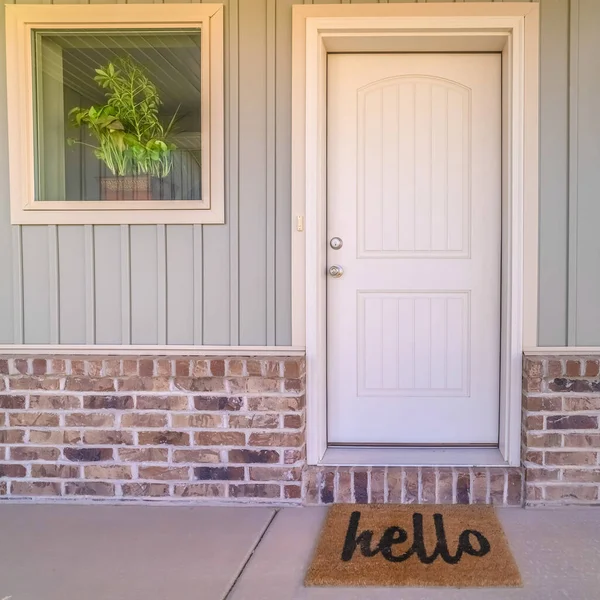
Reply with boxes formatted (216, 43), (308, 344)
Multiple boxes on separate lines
(328, 265), (344, 278)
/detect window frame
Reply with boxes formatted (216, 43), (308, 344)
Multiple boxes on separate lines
(5, 4), (224, 225)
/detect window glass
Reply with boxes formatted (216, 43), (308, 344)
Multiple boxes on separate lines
(33, 29), (202, 202)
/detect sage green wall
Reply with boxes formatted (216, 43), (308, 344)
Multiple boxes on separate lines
(566, 0), (600, 345)
(0, 0), (585, 348)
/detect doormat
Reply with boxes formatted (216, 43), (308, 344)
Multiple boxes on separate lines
(305, 504), (521, 588)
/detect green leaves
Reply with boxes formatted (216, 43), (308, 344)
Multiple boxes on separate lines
(68, 56), (177, 177)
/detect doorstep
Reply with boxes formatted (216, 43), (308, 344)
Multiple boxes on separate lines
(320, 447), (508, 467)
(302, 465), (524, 507)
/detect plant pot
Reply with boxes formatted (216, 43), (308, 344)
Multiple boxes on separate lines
(100, 175), (152, 201)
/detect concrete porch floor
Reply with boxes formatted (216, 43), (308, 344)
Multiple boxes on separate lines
(0, 505), (598, 600)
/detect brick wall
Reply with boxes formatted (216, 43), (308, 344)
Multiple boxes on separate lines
(303, 466), (523, 506)
(9, 352), (597, 507)
(523, 355), (600, 506)
(0, 356), (305, 503)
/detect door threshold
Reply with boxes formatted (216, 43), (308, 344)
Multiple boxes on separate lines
(319, 446), (510, 467)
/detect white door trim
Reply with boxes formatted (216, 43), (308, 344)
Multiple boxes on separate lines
(291, 4), (540, 466)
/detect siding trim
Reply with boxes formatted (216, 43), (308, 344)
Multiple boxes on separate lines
(0, 344), (305, 356)
(525, 346), (600, 356)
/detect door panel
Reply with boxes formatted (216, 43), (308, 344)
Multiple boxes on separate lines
(358, 292), (469, 397)
(359, 76), (470, 258)
(326, 54), (501, 445)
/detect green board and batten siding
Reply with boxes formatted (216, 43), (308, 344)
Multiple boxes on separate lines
(568, 0), (600, 345)
(0, 0), (590, 347)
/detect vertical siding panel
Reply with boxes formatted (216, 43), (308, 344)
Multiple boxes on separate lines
(192, 225), (203, 344)
(201, 232), (230, 344)
(156, 224), (167, 344)
(130, 225), (159, 344)
(0, 276), (12, 339)
(238, 0), (267, 345)
(84, 225), (96, 344)
(166, 225), (194, 344)
(21, 227), (51, 343)
(274, 0), (297, 345)
(538, 0), (569, 346)
(266, 0), (276, 345)
(57, 226), (87, 343)
(572, 0), (600, 344)
(11, 228), (24, 344)
(0, 0), (15, 343)
(120, 225), (131, 344)
(94, 226), (122, 344)
(48, 225), (59, 343)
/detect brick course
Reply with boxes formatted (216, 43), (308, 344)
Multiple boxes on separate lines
(302, 466), (523, 506)
(522, 355), (600, 506)
(0, 356), (305, 503)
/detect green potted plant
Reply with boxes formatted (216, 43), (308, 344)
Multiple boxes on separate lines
(68, 57), (178, 200)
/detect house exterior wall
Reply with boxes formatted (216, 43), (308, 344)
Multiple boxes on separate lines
(1, 0), (594, 349)
(1, 0), (599, 509)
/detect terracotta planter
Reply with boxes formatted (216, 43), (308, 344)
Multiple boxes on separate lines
(100, 176), (152, 201)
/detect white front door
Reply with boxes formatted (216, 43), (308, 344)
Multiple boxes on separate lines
(327, 54), (501, 446)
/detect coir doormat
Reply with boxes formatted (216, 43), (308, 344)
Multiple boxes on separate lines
(305, 504), (521, 588)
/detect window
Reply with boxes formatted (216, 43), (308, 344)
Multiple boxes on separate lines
(6, 5), (224, 224)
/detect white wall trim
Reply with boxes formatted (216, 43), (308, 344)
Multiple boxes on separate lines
(524, 347), (600, 356)
(0, 345), (305, 357)
(291, 3), (540, 467)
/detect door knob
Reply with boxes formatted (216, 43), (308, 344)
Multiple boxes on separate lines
(328, 265), (344, 278)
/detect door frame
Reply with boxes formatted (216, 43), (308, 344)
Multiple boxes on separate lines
(290, 3), (540, 467)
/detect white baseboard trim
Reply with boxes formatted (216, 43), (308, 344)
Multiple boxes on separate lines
(0, 345), (306, 357)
